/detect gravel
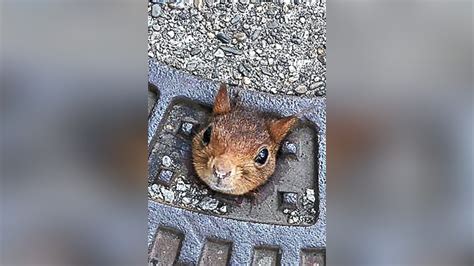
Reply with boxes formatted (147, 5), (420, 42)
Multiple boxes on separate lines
(149, 175), (230, 215)
(162, 155), (172, 167)
(216, 32), (231, 43)
(281, 188), (317, 225)
(148, 0), (326, 96)
(151, 4), (162, 17)
(295, 84), (307, 94)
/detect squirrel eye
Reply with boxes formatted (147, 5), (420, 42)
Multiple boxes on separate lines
(255, 148), (269, 166)
(202, 126), (212, 145)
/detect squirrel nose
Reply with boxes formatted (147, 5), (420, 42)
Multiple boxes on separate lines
(212, 165), (231, 180)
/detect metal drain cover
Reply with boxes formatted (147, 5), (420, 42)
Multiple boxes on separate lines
(148, 60), (326, 265)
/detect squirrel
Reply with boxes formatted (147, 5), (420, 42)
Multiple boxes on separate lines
(192, 84), (298, 196)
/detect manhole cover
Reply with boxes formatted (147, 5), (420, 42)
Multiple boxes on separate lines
(148, 61), (326, 265)
(149, 98), (318, 226)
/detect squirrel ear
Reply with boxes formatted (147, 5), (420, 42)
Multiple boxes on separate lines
(268, 116), (298, 143)
(213, 84), (231, 115)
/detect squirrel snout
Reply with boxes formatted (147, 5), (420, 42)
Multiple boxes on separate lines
(211, 157), (234, 181)
(212, 165), (231, 180)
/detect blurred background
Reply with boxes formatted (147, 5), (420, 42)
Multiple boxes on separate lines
(1, 1), (148, 265)
(327, 0), (473, 265)
(1, 0), (472, 265)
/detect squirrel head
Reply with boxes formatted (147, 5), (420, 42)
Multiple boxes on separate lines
(192, 84), (298, 195)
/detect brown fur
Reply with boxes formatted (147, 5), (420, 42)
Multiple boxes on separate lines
(192, 84), (298, 195)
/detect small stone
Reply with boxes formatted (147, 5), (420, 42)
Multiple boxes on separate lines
(176, 180), (189, 191)
(186, 61), (197, 71)
(214, 49), (225, 58)
(151, 184), (159, 193)
(268, 58), (274, 65)
(317, 54), (326, 65)
(238, 64), (252, 77)
(268, 21), (278, 29)
(251, 29), (262, 40)
(162, 156), (172, 167)
(289, 66), (296, 72)
(198, 197), (219, 211)
(233, 71), (243, 80)
(266, 7), (278, 16)
(283, 209), (290, 214)
(182, 197), (192, 204)
(282, 141), (298, 155)
(230, 15), (241, 25)
(248, 49), (256, 58)
(168, 1), (180, 9)
(219, 205), (227, 213)
(288, 75), (299, 83)
(295, 85), (307, 94)
(317, 47), (325, 55)
(190, 48), (201, 56)
(160, 187), (175, 202)
(207, 32), (215, 39)
(234, 32), (247, 42)
(275, 43), (282, 50)
(180, 121), (194, 135)
(291, 37), (302, 44)
(151, 4), (162, 18)
(306, 189), (316, 202)
(303, 30), (309, 39)
(221, 46), (243, 56)
(216, 32), (231, 44)
(288, 216), (300, 224)
(167, 31), (175, 38)
(242, 77), (251, 85)
(194, 0), (204, 9)
(299, 17), (306, 23)
(310, 81), (325, 90)
(256, 48), (263, 55)
(261, 67), (271, 76)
